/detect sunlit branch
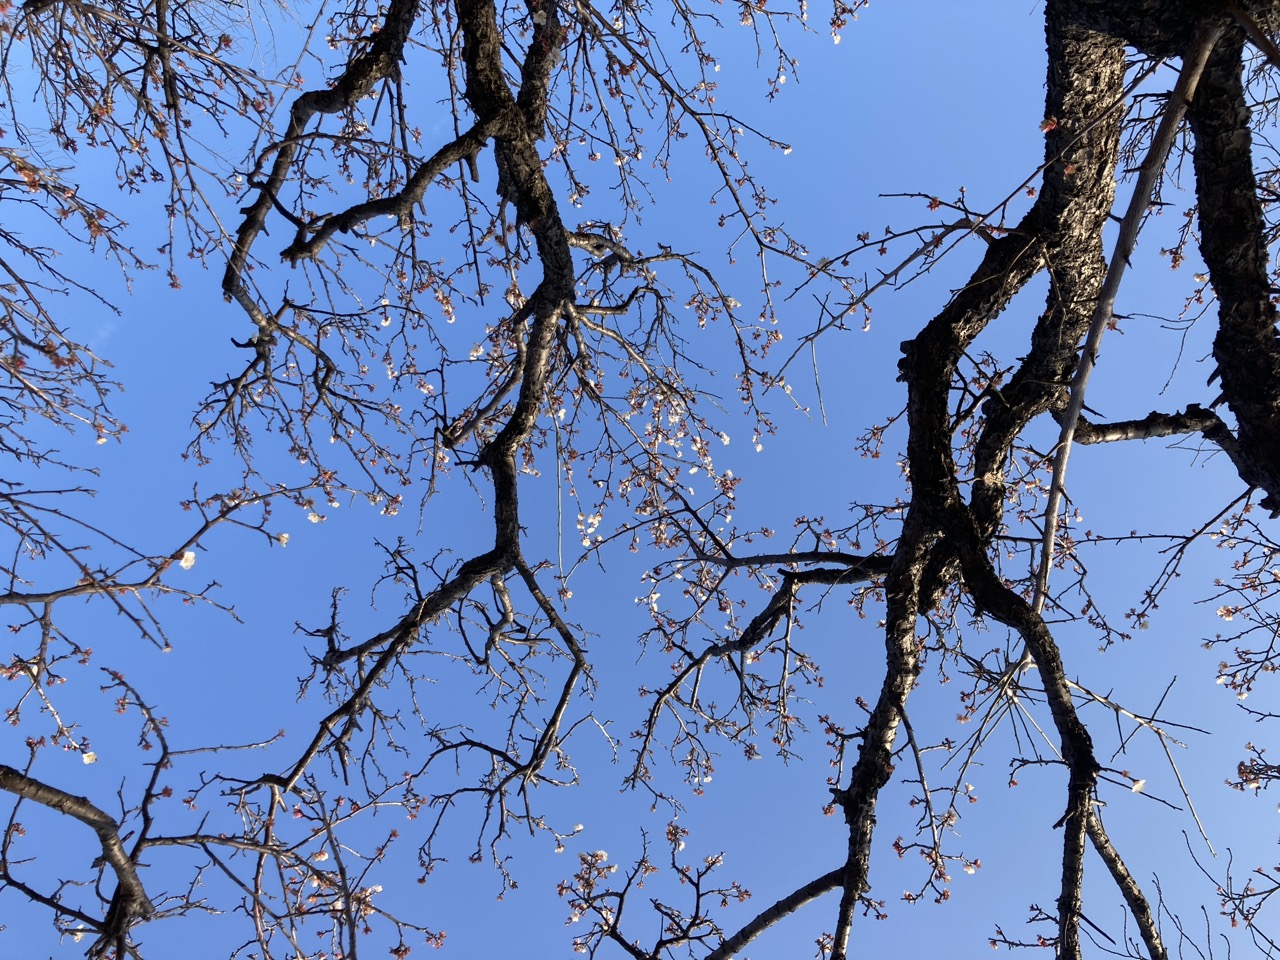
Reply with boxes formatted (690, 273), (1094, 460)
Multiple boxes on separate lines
(1034, 18), (1224, 616)
(0, 764), (155, 925)
(703, 868), (844, 960)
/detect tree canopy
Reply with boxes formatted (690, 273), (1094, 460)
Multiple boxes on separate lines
(2, 1), (1280, 958)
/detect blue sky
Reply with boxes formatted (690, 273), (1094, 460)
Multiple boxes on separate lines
(3, 2), (1279, 958)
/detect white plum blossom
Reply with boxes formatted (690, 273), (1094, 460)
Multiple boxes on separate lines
(179, 550), (197, 570)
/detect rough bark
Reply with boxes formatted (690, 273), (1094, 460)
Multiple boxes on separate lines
(1189, 27), (1280, 514)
